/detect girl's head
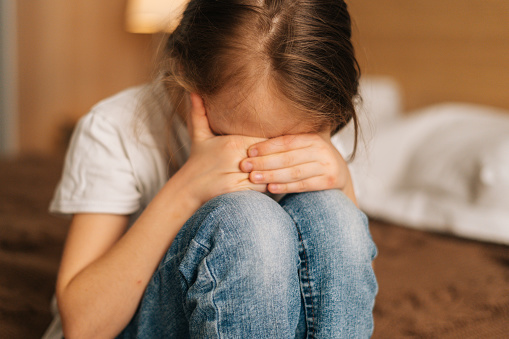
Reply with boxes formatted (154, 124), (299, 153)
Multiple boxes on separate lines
(159, 0), (360, 146)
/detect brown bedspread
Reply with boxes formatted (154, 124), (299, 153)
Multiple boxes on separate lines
(1, 156), (508, 338)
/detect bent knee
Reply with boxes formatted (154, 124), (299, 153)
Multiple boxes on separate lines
(203, 191), (287, 232)
(205, 191), (275, 211)
(281, 190), (377, 263)
(198, 191), (299, 259)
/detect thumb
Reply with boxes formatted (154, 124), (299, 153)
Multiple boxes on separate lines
(188, 93), (215, 142)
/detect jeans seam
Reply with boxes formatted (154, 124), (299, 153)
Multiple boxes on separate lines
(204, 256), (221, 339)
(191, 238), (212, 252)
(295, 222), (316, 338)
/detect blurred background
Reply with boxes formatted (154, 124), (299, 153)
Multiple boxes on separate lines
(1, 1), (509, 338)
(1, 0), (508, 156)
(0, 0), (509, 338)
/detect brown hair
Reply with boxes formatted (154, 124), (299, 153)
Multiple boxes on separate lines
(150, 0), (361, 167)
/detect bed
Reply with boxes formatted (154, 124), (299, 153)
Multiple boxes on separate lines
(1, 155), (508, 338)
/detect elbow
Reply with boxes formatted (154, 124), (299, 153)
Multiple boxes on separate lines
(56, 292), (121, 339)
(61, 324), (84, 339)
(60, 315), (104, 339)
(61, 314), (120, 339)
(57, 305), (86, 339)
(56, 292), (93, 339)
(60, 317), (86, 339)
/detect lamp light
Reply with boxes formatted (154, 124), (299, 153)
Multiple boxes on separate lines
(125, 0), (188, 33)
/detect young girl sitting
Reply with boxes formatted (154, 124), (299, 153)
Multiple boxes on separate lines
(49, 0), (378, 337)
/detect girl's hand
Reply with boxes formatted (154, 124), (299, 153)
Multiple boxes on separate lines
(178, 93), (267, 207)
(239, 133), (357, 204)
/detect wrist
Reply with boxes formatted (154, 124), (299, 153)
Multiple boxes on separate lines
(166, 162), (204, 211)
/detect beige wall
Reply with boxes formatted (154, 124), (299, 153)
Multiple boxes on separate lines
(18, 0), (153, 154)
(17, 0), (509, 154)
(349, 0), (509, 111)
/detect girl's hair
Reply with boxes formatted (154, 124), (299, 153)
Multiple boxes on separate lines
(148, 0), (361, 168)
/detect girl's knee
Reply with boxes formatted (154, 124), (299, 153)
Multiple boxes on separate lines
(204, 191), (289, 232)
(281, 190), (377, 263)
(281, 189), (357, 218)
(178, 191), (299, 295)
(196, 191), (299, 262)
(204, 191), (277, 215)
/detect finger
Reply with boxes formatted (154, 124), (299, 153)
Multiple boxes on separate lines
(243, 183), (268, 193)
(240, 148), (320, 172)
(249, 162), (324, 184)
(247, 134), (320, 157)
(189, 93), (215, 142)
(228, 175), (268, 193)
(267, 175), (338, 194)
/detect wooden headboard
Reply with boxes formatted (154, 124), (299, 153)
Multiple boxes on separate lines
(348, 0), (509, 111)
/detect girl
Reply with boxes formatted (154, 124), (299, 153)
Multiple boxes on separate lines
(49, 0), (377, 337)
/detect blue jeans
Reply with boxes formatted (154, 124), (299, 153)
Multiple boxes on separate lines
(118, 190), (378, 338)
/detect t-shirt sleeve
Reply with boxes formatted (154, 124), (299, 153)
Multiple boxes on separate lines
(49, 110), (141, 216)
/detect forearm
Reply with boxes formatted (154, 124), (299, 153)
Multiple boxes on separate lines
(57, 172), (200, 338)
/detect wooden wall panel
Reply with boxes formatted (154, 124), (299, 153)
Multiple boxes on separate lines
(17, 0), (153, 154)
(348, 0), (509, 111)
(16, 0), (509, 154)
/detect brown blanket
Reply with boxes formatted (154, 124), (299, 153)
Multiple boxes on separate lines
(0, 156), (508, 338)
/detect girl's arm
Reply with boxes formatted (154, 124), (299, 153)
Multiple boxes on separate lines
(56, 94), (266, 338)
(57, 169), (201, 338)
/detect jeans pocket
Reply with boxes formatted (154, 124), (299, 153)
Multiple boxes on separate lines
(178, 240), (221, 332)
(178, 239), (211, 287)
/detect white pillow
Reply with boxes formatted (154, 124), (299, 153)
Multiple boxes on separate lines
(345, 102), (509, 245)
(400, 104), (509, 203)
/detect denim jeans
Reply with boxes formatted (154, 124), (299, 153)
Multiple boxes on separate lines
(117, 190), (378, 338)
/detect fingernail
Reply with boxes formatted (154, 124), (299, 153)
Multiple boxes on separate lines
(248, 148), (258, 157)
(253, 173), (263, 181)
(243, 161), (253, 172)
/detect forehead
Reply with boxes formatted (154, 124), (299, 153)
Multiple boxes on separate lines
(205, 81), (318, 138)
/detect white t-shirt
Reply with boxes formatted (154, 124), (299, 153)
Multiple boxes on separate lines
(49, 85), (191, 225)
(44, 85), (192, 339)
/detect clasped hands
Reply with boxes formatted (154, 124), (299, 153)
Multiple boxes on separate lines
(183, 93), (355, 206)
